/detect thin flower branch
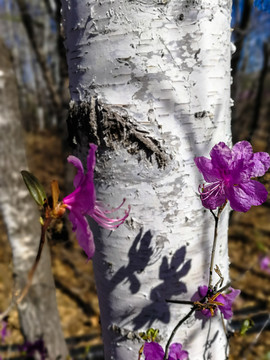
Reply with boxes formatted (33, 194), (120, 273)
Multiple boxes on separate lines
(17, 218), (51, 304)
(17, 180), (65, 303)
(163, 307), (195, 360)
(208, 204), (226, 289)
(165, 299), (194, 305)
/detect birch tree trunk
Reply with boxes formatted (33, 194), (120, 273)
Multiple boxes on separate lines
(61, 1), (232, 359)
(0, 39), (68, 360)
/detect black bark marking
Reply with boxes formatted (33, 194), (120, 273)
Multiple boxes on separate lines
(127, 0), (169, 5)
(194, 110), (212, 118)
(67, 99), (169, 168)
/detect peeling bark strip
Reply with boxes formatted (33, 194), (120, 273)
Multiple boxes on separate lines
(67, 99), (169, 168)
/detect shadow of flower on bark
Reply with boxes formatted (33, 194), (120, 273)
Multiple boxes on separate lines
(132, 246), (191, 330)
(110, 228), (154, 294)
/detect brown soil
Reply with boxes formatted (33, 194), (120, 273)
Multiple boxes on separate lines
(0, 130), (269, 359)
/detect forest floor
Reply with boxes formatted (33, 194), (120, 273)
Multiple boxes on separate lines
(0, 130), (269, 360)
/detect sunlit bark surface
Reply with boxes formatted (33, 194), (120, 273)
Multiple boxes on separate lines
(62, 1), (232, 359)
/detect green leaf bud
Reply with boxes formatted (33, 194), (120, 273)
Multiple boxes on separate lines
(240, 319), (254, 336)
(21, 170), (47, 206)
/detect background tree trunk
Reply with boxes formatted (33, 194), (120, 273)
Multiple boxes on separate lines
(0, 38), (68, 360)
(61, 1), (232, 359)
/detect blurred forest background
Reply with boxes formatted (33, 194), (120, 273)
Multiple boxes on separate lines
(0, 0), (269, 359)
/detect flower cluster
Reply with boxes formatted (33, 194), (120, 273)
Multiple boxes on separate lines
(195, 141), (270, 212)
(63, 144), (130, 260)
(193, 285), (240, 320)
(22, 138), (269, 359)
(143, 342), (188, 360)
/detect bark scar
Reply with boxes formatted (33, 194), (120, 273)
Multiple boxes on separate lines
(67, 99), (169, 168)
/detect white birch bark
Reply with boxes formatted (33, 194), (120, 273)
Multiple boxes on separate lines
(61, 1), (232, 359)
(0, 39), (68, 360)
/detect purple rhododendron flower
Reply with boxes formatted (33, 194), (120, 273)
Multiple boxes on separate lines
(194, 141), (270, 212)
(143, 342), (188, 360)
(194, 285), (240, 320)
(0, 321), (8, 343)
(259, 255), (270, 274)
(63, 144), (130, 260)
(19, 339), (47, 360)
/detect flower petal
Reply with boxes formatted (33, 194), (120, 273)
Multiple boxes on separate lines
(230, 141), (255, 181)
(67, 155), (85, 188)
(223, 288), (241, 309)
(87, 144), (97, 181)
(260, 256), (270, 274)
(251, 152), (270, 177)
(210, 142), (232, 169)
(198, 285), (208, 298)
(68, 210), (95, 260)
(191, 285), (208, 302)
(168, 343), (188, 360)
(217, 295), (233, 319)
(201, 308), (213, 318)
(194, 157), (221, 182)
(218, 288), (240, 320)
(232, 141), (253, 162)
(226, 180), (268, 212)
(143, 342), (164, 360)
(63, 181), (96, 213)
(200, 183), (226, 210)
(260, 255), (270, 270)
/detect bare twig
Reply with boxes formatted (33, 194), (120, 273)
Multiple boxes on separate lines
(243, 313), (270, 360)
(165, 299), (194, 305)
(17, 218), (51, 304)
(208, 204), (226, 289)
(163, 307), (195, 360)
